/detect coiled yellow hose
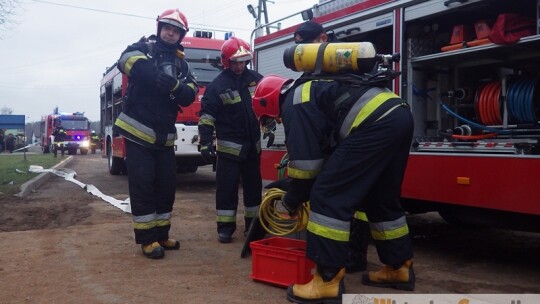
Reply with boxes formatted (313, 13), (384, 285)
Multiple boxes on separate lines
(258, 188), (310, 236)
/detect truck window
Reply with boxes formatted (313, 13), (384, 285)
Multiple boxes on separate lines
(61, 119), (89, 130)
(184, 48), (222, 85)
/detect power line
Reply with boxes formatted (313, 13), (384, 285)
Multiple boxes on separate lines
(28, 0), (252, 32)
(30, 0), (153, 20)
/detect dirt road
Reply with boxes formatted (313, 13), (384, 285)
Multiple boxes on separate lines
(0, 153), (539, 304)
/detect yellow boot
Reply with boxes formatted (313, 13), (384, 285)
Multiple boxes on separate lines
(286, 267), (345, 304)
(141, 242), (165, 259)
(159, 239), (180, 250)
(361, 259), (415, 291)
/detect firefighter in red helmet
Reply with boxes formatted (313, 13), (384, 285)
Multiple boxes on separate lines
(113, 8), (198, 259)
(198, 36), (264, 244)
(253, 65), (415, 302)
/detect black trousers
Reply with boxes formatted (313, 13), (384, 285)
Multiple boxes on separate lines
(307, 103), (414, 268)
(125, 140), (176, 245)
(215, 147), (262, 235)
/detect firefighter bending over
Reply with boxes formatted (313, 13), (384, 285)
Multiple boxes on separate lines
(113, 9), (198, 259)
(252, 44), (415, 303)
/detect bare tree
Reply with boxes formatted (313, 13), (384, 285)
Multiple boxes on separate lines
(0, 0), (22, 37)
(1, 106), (14, 114)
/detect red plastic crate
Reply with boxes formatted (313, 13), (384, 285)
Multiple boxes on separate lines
(250, 237), (315, 288)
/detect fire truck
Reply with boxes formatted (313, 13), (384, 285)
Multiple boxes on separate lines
(99, 32), (226, 175)
(253, 0), (540, 231)
(40, 110), (91, 155)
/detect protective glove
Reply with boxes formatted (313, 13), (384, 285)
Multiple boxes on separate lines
(282, 191), (302, 216)
(156, 73), (180, 92)
(200, 143), (215, 163)
(264, 178), (291, 191)
(263, 131), (275, 148)
(281, 178), (314, 216)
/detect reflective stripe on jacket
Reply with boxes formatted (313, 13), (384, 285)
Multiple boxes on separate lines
(113, 39), (197, 149)
(284, 80), (399, 181)
(198, 68), (263, 160)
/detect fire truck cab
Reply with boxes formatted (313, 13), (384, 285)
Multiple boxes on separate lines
(253, 0), (540, 231)
(40, 111), (91, 155)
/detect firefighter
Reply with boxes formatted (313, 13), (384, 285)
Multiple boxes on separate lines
(198, 37), (263, 244)
(90, 130), (99, 154)
(252, 71), (415, 302)
(52, 127), (66, 157)
(293, 19), (371, 274)
(113, 8), (198, 259)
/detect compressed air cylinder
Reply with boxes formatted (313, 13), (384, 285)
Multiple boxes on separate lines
(283, 42), (377, 74)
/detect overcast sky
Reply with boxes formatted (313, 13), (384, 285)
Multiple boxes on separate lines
(0, 0), (315, 123)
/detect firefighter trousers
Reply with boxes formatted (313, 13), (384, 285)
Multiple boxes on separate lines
(125, 140), (176, 245)
(306, 101), (414, 269)
(215, 148), (262, 236)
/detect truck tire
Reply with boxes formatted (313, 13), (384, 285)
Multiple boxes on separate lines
(107, 140), (124, 175)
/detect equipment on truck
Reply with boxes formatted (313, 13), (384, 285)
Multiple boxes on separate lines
(252, 0), (540, 232)
(100, 32), (226, 175)
(40, 109), (91, 155)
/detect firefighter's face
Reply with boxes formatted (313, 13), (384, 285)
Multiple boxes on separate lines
(229, 60), (246, 75)
(160, 24), (182, 44)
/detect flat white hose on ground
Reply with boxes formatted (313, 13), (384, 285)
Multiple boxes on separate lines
(28, 165), (131, 213)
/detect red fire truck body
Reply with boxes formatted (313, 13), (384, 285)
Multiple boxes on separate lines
(40, 111), (91, 155)
(100, 35), (225, 175)
(254, 0), (540, 230)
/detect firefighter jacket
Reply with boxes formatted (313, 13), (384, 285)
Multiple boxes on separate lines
(281, 78), (408, 204)
(53, 128), (66, 143)
(113, 38), (198, 149)
(90, 134), (99, 144)
(198, 68), (263, 160)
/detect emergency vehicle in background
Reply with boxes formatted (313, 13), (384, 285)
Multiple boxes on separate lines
(254, 0), (540, 231)
(100, 31), (226, 175)
(40, 109), (91, 155)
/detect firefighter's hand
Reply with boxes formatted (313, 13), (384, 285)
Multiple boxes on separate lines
(282, 191), (302, 216)
(265, 178), (291, 191)
(156, 73), (180, 92)
(200, 143), (215, 163)
(263, 132), (275, 148)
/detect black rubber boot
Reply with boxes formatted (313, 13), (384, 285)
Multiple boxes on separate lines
(217, 222), (236, 244)
(346, 218), (370, 273)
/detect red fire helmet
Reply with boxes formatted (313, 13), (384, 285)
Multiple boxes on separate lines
(252, 75), (294, 119)
(221, 37), (252, 69)
(157, 9), (189, 40)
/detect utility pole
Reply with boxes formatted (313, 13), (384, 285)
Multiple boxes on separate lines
(257, 0), (271, 35)
(248, 0), (275, 38)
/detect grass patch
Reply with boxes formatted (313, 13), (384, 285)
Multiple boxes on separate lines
(0, 153), (63, 195)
